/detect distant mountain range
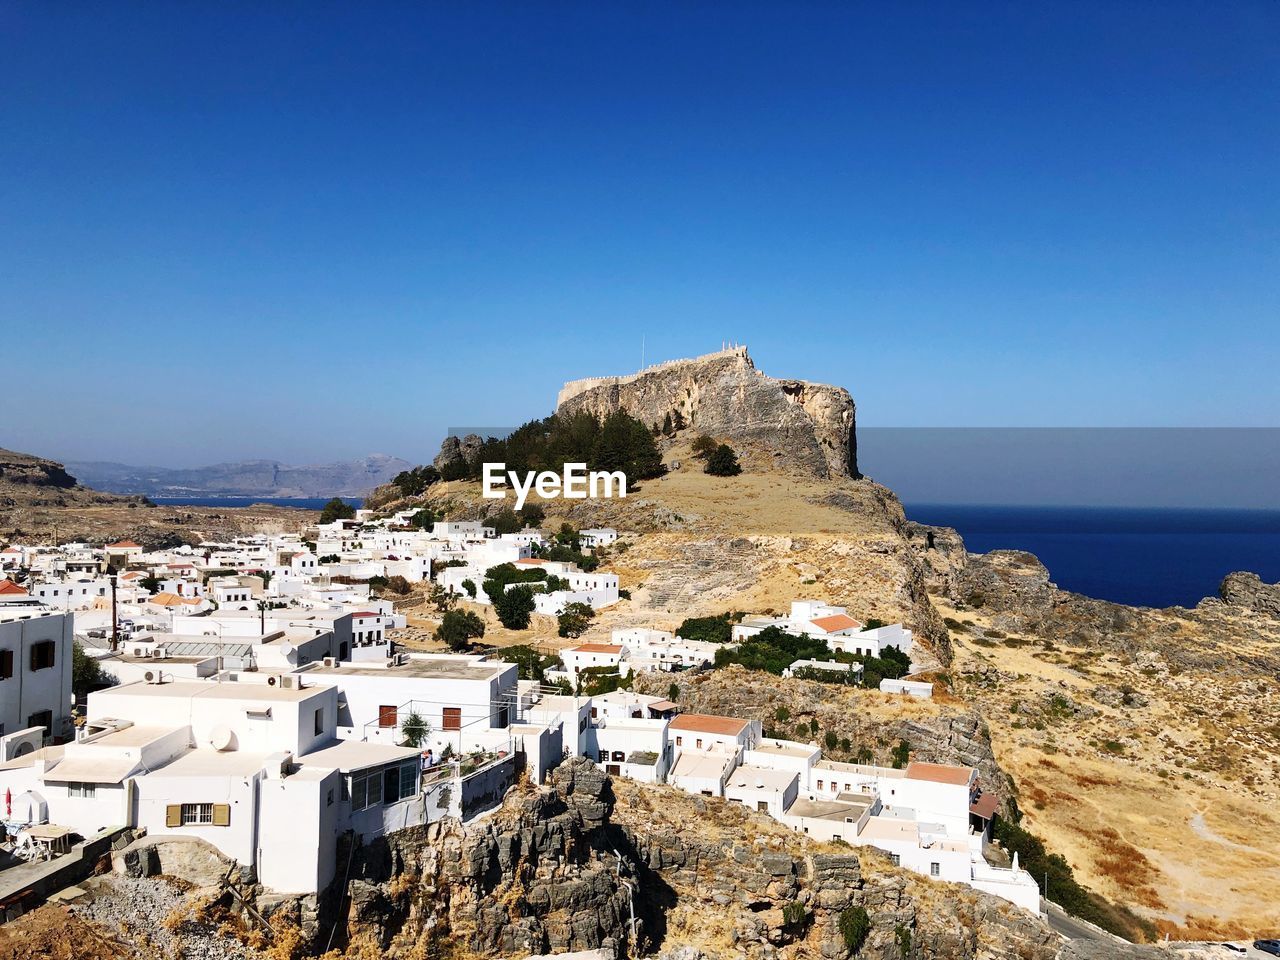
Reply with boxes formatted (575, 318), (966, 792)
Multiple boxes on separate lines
(65, 454), (413, 499)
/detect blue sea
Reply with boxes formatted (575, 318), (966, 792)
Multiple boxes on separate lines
(148, 496), (362, 511)
(904, 504), (1280, 609)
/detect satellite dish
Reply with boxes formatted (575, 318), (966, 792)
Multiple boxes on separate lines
(279, 643), (295, 660)
(210, 726), (234, 751)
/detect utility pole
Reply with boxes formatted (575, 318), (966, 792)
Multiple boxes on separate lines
(108, 565), (119, 652)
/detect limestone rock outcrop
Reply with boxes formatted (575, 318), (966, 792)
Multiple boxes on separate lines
(556, 346), (858, 478)
(1219, 571), (1280, 618)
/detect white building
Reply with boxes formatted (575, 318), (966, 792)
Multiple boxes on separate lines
(0, 608), (74, 741)
(733, 600), (913, 658)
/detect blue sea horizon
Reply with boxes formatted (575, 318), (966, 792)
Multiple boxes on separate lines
(904, 503), (1280, 609)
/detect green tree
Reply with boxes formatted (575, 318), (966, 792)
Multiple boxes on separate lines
(436, 609), (485, 650)
(519, 503), (545, 527)
(705, 443), (742, 477)
(494, 585), (536, 630)
(838, 905), (871, 955)
(667, 682), (680, 702)
(676, 613), (733, 644)
(461, 578), (477, 599)
(661, 412), (674, 436)
(138, 574), (162, 594)
(557, 601), (594, 639)
(487, 509), (523, 535)
(825, 730), (838, 751)
(409, 508), (438, 530)
(319, 497), (356, 524)
(72, 639), (114, 700)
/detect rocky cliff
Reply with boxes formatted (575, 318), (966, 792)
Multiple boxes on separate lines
(556, 347), (858, 479)
(336, 757), (1062, 960)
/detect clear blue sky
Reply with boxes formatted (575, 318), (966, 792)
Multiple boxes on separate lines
(2, 2), (1276, 468)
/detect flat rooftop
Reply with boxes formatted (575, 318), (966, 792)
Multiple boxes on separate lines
(306, 658), (508, 681)
(726, 765), (798, 791)
(139, 748), (270, 778)
(93, 678), (324, 703)
(298, 738), (419, 772)
(752, 740), (818, 760)
(786, 795), (875, 820)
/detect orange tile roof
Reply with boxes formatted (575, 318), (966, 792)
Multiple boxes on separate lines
(905, 761), (974, 786)
(106, 540), (142, 548)
(148, 592), (201, 607)
(0, 579), (29, 596)
(515, 558), (546, 565)
(571, 643), (622, 655)
(669, 713), (750, 736)
(809, 613), (861, 633)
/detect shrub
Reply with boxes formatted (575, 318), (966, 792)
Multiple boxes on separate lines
(667, 683), (680, 702)
(891, 739), (911, 769)
(824, 730), (838, 751)
(461, 578), (476, 598)
(401, 712), (429, 748)
(385, 575), (411, 595)
(704, 443), (742, 476)
(775, 706), (791, 723)
(838, 905), (870, 954)
(782, 900), (807, 928)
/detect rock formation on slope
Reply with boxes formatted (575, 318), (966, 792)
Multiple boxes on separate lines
(334, 757), (1062, 960)
(556, 346), (858, 479)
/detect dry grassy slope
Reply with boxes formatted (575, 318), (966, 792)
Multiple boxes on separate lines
(939, 591), (1280, 939)
(405, 446), (951, 659)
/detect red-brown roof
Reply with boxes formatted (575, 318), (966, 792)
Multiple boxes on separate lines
(349, 611), (379, 619)
(106, 540), (142, 549)
(669, 713), (750, 736)
(905, 761), (975, 786)
(809, 613), (861, 633)
(515, 558), (547, 566)
(969, 792), (1000, 820)
(0, 579), (29, 596)
(571, 643), (622, 655)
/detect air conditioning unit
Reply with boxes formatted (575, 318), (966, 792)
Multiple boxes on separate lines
(323, 657), (336, 668)
(144, 670), (163, 684)
(279, 675), (297, 690)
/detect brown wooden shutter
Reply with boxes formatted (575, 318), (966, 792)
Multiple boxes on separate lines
(165, 805), (181, 827)
(442, 707), (461, 731)
(212, 804), (231, 827)
(378, 705), (398, 728)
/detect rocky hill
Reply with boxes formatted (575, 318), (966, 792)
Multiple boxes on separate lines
(66, 453), (412, 498)
(0, 446), (317, 547)
(557, 346), (858, 478)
